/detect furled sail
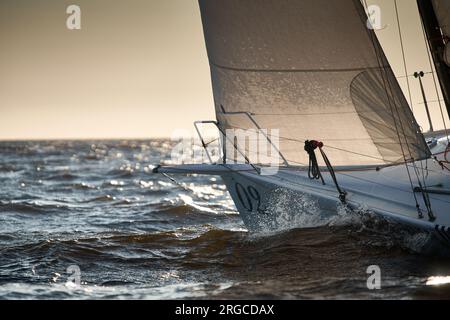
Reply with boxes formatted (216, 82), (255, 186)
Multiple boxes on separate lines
(432, 0), (450, 66)
(198, 0), (430, 167)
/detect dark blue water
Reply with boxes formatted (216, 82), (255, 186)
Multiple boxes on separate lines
(1, 140), (450, 299)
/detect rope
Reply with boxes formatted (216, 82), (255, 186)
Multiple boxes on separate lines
(153, 165), (191, 192)
(305, 140), (347, 204)
(438, 158), (450, 171)
(437, 147), (450, 171)
(394, 0), (414, 112)
(319, 147), (348, 204)
(304, 140), (325, 184)
(413, 160), (435, 220)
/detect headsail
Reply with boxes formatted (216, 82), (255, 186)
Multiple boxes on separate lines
(198, 0), (430, 167)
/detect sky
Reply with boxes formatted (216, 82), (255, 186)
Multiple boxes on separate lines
(0, 0), (449, 140)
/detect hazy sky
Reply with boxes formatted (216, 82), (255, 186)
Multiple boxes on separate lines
(0, 0), (448, 140)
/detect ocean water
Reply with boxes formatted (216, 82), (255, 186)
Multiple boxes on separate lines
(1, 140), (450, 300)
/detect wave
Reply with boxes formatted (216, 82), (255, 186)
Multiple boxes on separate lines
(71, 183), (98, 190)
(45, 172), (79, 181)
(0, 200), (70, 214)
(0, 164), (22, 172)
(83, 195), (116, 203)
(105, 169), (135, 178)
(2, 140), (449, 300)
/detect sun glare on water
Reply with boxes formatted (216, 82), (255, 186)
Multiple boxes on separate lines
(426, 276), (450, 286)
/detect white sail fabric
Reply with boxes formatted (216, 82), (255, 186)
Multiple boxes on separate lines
(198, 0), (430, 167)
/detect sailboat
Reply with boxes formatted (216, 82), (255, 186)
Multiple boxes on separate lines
(154, 0), (450, 250)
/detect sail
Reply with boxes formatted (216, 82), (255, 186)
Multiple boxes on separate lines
(432, 0), (450, 66)
(198, 0), (430, 167)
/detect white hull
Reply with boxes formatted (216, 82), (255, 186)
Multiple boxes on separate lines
(156, 154), (450, 251)
(222, 165), (449, 232)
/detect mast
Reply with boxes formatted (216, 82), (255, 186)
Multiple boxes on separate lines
(416, 0), (450, 119)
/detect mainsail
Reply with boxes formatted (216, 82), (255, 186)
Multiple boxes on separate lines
(198, 0), (430, 167)
(432, 0), (450, 66)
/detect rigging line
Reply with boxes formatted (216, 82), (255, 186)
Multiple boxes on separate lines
(274, 121), (427, 160)
(419, 10), (450, 145)
(319, 146), (347, 203)
(439, 160), (450, 171)
(384, 56), (433, 218)
(225, 122), (431, 166)
(382, 2), (426, 162)
(374, 23), (420, 162)
(394, 0), (414, 112)
(224, 124), (425, 165)
(388, 73), (436, 218)
(159, 171), (190, 192)
(417, 99), (444, 105)
(420, 156), (429, 186)
(286, 154), (446, 177)
(363, 0), (424, 219)
(413, 159), (435, 220)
